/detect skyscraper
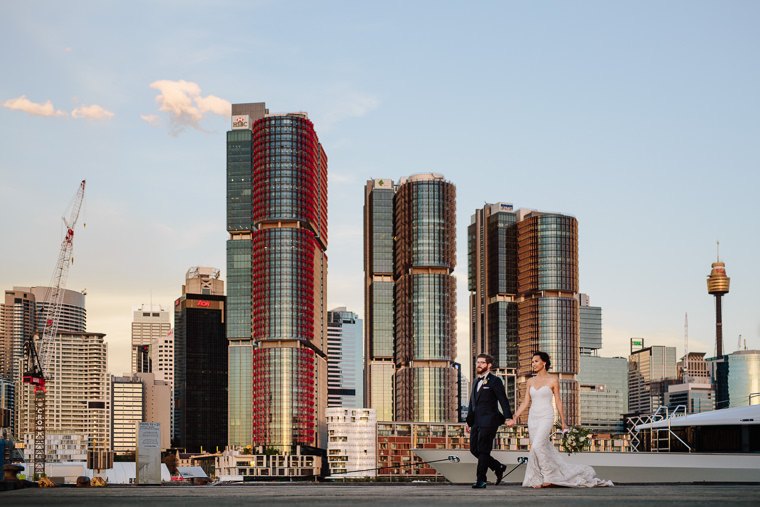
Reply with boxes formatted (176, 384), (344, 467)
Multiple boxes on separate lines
(131, 304), (170, 374)
(326, 307), (363, 408)
(17, 332), (110, 457)
(173, 267), (227, 452)
(628, 345), (677, 414)
(468, 203), (580, 425)
(226, 103), (329, 451)
(364, 174), (458, 423)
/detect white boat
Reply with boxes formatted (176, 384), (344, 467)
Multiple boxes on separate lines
(414, 405), (760, 484)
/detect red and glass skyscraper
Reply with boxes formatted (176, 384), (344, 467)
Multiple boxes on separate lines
(226, 103), (328, 451)
(364, 174), (458, 423)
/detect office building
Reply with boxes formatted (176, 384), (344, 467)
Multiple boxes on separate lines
(1, 287), (85, 386)
(708, 349), (760, 409)
(363, 178), (396, 421)
(226, 103), (328, 452)
(112, 376), (143, 454)
(468, 203), (580, 425)
(131, 304), (170, 374)
(579, 294), (602, 356)
(578, 356), (628, 433)
(112, 372), (172, 453)
(17, 332), (110, 455)
(326, 308), (363, 408)
(174, 267), (227, 452)
(364, 175), (458, 423)
(325, 407), (377, 478)
(628, 345), (677, 414)
(151, 329), (174, 438)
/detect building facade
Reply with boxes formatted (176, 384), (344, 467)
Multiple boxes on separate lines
(708, 350), (760, 409)
(17, 332), (110, 454)
(579, 294), (602, 356)
(151, 329), (174, 438)
(325, 407), (376, 478)
(468, 203), (580, 425)
(112, 372), (172, 453)
(326, 308), (363, 408)
(131, 304), (171, 374)
(628, 345), (677, 414)
(578, 356), (628, 433)
(112, 376), (143, 454)
(226, 104), (329, 452)
(364, 175), (458, 424)
(174, 267), (227, 452)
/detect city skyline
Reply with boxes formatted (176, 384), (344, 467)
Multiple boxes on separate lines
(2, 2), (759, 382)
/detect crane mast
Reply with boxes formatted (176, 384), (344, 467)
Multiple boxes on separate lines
(22, 179), (86, 478)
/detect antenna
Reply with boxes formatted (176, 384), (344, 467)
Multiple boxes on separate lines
(683, 313), (689, 383)
(717, 240), (720, 262)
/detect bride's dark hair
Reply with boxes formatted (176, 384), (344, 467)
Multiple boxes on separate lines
(533, 351), (551, 370)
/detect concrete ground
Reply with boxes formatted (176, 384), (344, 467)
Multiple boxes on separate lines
(2, 483), (760, 506)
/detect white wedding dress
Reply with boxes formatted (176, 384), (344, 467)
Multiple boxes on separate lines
(522, 385), (613, 488)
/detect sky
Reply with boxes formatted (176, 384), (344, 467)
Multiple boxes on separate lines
(1, 1), (758, 381)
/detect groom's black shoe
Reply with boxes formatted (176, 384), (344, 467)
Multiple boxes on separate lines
(472, 481), (487, 489)
(495, 463), (508, 485)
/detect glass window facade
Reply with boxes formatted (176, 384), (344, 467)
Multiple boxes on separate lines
(227, 129), (254, 232)
(252, 347), (317, 448)
(364, 176), (458, 423)
(228, 342), (252, 447)
(173, 295), (227, 452)
(721, 351), (760, 408)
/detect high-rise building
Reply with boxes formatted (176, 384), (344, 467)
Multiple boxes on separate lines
(579, 294), (602, 356)
(131, 304), (170, 374)
(0, 288), (37, 385)
(30, 287), (86, 334)
(226, 103), (329, 451)
(226, 103), (268, 448)
(628, 345), (677, 414)
(578, 356), (628, 433)
(151, 329), (174, 438)
(326, 308), (363, 408)
(364, 174), (458, 423)
(363, 178), (396, 420)
(1, 287), (86, 387)
(17, 332), (110, 456)
(468, 203), (580, 425)
(174, 267), (227, 452)
(111, 375), (143, 454)
(708, 349), (760, 409)
(112, 372), (172, 453)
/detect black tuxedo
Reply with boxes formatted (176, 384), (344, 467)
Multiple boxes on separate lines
(467, 372), (512, 484)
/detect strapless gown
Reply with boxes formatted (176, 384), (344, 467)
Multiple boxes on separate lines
(522, 385), (613, 488)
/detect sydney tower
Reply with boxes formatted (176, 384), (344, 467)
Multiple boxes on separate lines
(706, 244), (730, 357)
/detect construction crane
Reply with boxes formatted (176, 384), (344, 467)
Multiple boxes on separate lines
(22, 179), (86, 478)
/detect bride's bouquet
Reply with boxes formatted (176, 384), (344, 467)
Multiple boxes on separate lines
(554, 423), (592, 455)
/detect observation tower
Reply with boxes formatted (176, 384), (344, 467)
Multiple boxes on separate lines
(706, 243), (730, 357)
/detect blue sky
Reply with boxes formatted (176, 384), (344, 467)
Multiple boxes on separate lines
(2, 1), (758, 379)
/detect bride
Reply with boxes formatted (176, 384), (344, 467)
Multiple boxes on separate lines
(507, 352), (613, 488)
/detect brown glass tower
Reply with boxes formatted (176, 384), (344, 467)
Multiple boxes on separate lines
(706, 244), (730, 357)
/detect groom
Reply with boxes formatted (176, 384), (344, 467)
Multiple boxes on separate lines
(466, 353), (512, 488)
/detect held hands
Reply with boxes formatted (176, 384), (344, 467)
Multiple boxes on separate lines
(505, 418), (516, 428)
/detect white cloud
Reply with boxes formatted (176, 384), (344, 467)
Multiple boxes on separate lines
(140, 114), (161, 127)
(71, 104), (115, 120)
(3, 95), (67, 117)
(148, 79), (231, 135)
